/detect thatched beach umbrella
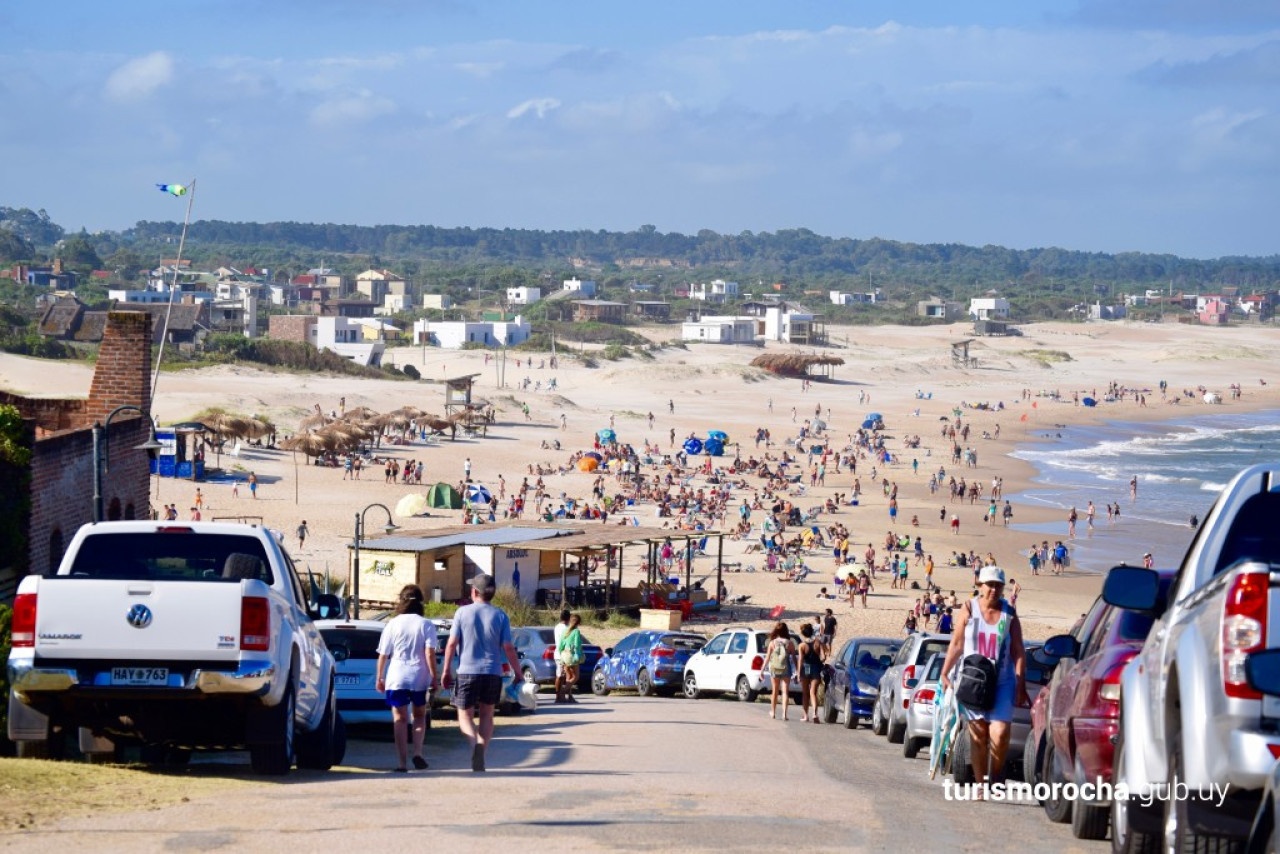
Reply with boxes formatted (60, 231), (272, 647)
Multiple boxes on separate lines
(281, 432), (332, 457)
(299, 412), (332, 431)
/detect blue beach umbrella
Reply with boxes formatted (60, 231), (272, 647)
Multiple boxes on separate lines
(585, 451), (604, 462)
(682, 438), (704, 455)
(1082, 397), (1097, 407)
(861, 419), (876, 430)
(704, 438), (725, 456)
(707, 430), (729, 442)
(866, 412), (883, 422)
(466, 484), (492, 505)
(597, 428), (617, 443)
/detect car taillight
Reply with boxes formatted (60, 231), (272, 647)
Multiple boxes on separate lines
(652, 646), (675, 658)
(751, 655), (764, 671)
(913, 688), (936, 704)
(1096, 660), (1128, 704)
(12, 593), (36, 648)
(542, 645), (556, 660)
(1223, 570), (1269, 700)
(240, 596), (270, 651)
(902, 664), (916, 688)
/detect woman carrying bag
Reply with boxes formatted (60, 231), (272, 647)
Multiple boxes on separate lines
(557, 613), (585, 703)
(764, 621), (796, 721)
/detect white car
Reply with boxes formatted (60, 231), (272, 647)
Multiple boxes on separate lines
(683, 627), (801, 702)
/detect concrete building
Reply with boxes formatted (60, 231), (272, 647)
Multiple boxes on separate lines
(422, 294), (453, 311)
(681, 316), (757, 344)
(761, 305), (822, 345)
(268, 315), (385, 365)
(412, 316), (531, 349)
(355, 269), (408, 304)
(376, 293), (413, 316)
(917, 299), (966, 321)
(562, 277), (597, 297)
(690, 279), (739, 302)
(968, 297), (1011, 320)
(506, 286), (541, 305)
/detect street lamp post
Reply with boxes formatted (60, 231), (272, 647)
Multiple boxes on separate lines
(92, 405), (164, 523)
(351, 502), (398, 619)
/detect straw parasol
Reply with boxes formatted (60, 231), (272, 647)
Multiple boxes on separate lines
(749, 353), (845, 377)
(281, 432), (332, 457)
(299, 412), (332, 431)
(393, 405), (426, 420)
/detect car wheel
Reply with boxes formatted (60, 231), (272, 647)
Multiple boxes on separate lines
(1043, 742), (1073, 823)
(1072, 798), (1110, 841)
(1164, 724), (1234, 854)
(1024, 733), (1044, 793)
(736, 676), (759, 703)
(952, 730), (976, 785)
(886, 706), (906, 745)
(636, 669), (655, 697)
(904, 735), (924, 759)
(871, 698), (887, 735)
(250, 682), (295, 776)
(592, 669), (610, 696)
(1111, 727), (1160, 854)
(843, 693), (857, 730)
(683, 672), (703, 700)
(822, 690), (839, 724)
(297, 678), (340, 770)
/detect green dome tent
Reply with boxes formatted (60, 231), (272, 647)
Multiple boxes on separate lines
(426, 481), (463, 509)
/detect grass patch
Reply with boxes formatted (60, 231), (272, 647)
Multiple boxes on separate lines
(0, 758), (253, 830)
(1020, 349), (1073, 367)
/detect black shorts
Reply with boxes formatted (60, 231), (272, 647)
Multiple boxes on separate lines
(452, 674), (503, 709)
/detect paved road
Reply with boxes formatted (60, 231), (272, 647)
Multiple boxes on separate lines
(4, 694), (1102, 853)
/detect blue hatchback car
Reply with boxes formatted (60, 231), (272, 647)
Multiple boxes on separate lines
(821, 636), (901, 728)
(591, 630), (706, 697)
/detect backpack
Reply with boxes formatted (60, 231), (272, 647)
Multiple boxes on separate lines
(954, 600), (1008, 711)
(768, 640), (790, 674)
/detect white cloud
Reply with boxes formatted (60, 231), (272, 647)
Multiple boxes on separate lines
(104, 51), (174, 101)
(455, 61), (504, 78)
(507, 97), (561, 119)
(309, 89), (397, 127)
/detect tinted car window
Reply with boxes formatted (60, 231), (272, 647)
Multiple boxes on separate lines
(703, 634), (730, 656)
(727, 633), (749, 655)
(531, 628), (556, 645)
(924, 655), (945, 681)
(664, 635), (706, 652)
(321, 628), (382, 661)
(916, 640), (950, 664)
(613, 635), (637, 655)
(1074, 596), (1110, 645)
(855, 641), (899, 669)
(67, 532), (274, 584)
(754, 633), (768, 654)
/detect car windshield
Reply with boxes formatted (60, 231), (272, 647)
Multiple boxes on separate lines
(530, 628), (556, 645)
(854, 641), (898, 670)
(321, 628), (381, 661)
(916, 639), (949, 664)
(66, 532), (274, 583)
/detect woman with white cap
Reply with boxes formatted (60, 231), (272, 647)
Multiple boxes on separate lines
(939, 565), (1029, 796)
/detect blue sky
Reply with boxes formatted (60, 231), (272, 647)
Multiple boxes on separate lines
(2, 1), (1277, 258)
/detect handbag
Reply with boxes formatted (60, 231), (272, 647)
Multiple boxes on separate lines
(954, 601), (1001, 711)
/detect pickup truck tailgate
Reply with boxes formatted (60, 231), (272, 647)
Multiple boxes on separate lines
(33, 579), (248, 662)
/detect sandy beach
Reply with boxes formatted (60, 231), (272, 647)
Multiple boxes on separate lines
(4, 319), (1277, 649)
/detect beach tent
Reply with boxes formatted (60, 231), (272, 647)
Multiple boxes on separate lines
(577, 457), (599, 472)
(861, 419), (877, 430)
(426, 482), (463, 510)
(707, 430), (729, 442)
(682, 438), (704, 455)
(395, 493), (429, 518)
(466, 484), (493, 505)
(704, 438), (725, 456)
(1082, 397), (1097, 407)
(597, 428), (617, 443)
(866, 412), (883, 422)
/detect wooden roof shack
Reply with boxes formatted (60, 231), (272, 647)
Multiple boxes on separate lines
(749, 353), (844, 380)
(952, 339), (976, 368)
(353, 521), (725, 612)
(572, 300), (626, 324)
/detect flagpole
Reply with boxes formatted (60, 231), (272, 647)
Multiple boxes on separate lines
(152, 178), (197, 402)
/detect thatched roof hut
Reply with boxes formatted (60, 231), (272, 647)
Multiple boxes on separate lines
(750, 353), (845, 378)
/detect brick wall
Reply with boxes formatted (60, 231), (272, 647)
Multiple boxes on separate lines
(83, 311), (152, 429)
(268, 314), (316, 342)
(0, 390), (86, 435)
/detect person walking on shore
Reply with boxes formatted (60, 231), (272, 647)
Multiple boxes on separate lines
(441, 574), (523, 772)
(295, 520), (308, 551)
(376, 585), (438, 773)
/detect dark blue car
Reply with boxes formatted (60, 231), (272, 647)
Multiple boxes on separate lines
(821, 637), (901, 728)
(591, 630), (706, 697)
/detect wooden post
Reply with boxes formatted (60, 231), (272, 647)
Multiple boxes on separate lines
(716, 533), (724, 608)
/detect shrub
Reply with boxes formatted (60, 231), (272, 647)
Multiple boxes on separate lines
(401, 363), (420, 379)
(423, 601), (458, 619)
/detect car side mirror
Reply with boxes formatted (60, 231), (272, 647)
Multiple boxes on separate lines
(1101, 566), (1162, 614)
(311, 593), (344, 620)
(1246, 649), (1280, 696)
(1041, 633), (1079, 661)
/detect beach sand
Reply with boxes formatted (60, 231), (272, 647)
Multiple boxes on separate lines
(5, 319), (1277, 649)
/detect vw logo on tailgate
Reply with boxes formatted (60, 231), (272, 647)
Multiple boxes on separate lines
(126, 604), (153, 628)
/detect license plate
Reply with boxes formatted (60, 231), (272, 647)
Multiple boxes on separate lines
(334, 674), (362, 687)
(111, 667), (169, 686)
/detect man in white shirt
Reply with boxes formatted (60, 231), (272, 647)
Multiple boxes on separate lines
(376, 585), (439, 772)
(553, 609), (572, 703)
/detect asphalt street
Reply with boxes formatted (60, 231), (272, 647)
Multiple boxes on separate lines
(4, 694), (1100, 853)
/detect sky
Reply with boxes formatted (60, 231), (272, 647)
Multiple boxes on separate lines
(2, 1), (1278, 259)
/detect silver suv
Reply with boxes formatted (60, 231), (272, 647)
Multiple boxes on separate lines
(871, 632), (951, 744)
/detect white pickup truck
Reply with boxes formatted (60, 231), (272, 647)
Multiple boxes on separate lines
(1103, 462), (1280, 854)
(7, 520), (344, 774)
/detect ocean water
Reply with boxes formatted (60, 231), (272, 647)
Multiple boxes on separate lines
(1008, 410), (1280, 572)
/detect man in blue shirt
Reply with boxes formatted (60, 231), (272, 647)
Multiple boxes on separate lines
(441, 574), (523, 771)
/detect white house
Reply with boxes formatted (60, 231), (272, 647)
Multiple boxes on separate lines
(422, 294), (453, 310)
(507, 286), (541, 305)
(215, 280), (261, 302)
(412, 316), (531, 349)
(356, 269), (407, 304)
(761, 306), (817, 344)
(109, 287), (212, 304)
(690, 279), (740, 302)
(563, 277), (597, 297)
(681, 315), (757, 344)
(312, 317), (385, 366)
(210, 295), (258, 338)
(830, 291), (853, 305)
(968, 297), (1010, 320)
(376, 293), (412, 316)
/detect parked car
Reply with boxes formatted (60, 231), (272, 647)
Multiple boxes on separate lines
(901, 652), (946, 758)
(821, 637), (901, 728)
(872, 632), (952, 744)
(948, 642), (1050, 785)
(512, 626), (604, 691)
(6, 521), (343, 775)
(592, 630), (706, 697)
(1245, 649), (1280, 854)
(1027, 567), (1174, 840)
(684, 627), (792, 702)
(1103, 463), (1280, 854)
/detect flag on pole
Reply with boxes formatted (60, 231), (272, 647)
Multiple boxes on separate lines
(156, 183), (187, 196)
